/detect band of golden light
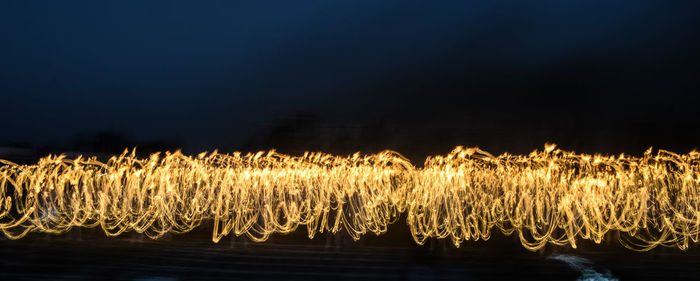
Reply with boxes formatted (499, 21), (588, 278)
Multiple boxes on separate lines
(1, 144), (698, 251)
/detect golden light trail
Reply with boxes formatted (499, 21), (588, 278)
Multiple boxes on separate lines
(0, 144), (698, 252)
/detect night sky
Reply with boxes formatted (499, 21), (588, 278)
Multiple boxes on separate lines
(2, 1), (699, 160)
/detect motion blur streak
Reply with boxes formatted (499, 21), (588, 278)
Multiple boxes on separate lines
(1, 144), (698, 251)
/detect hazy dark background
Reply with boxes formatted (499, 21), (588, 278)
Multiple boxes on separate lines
(2, 1), (699, 163)
(2, 3), (700, 280)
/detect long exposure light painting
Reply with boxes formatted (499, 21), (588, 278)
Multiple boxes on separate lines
(1, 144), (698, 252)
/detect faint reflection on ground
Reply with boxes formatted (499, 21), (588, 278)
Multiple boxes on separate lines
(549, 255), (618, 281)
(0, 225), (698, 281)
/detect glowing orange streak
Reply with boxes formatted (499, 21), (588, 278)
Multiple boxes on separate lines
(0, 145), (698, 251)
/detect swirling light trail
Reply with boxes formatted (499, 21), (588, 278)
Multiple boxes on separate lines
(1, 144), (698, 251)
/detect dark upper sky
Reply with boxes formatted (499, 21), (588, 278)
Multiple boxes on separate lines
(1, 1), (699, 157)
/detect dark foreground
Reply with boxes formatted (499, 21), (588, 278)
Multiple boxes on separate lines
(2, 222), (700, 281)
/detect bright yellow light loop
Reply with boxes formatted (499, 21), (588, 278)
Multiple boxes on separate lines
(0, 145), (698, 251)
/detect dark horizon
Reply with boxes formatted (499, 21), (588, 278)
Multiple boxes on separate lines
(2, 1), (699, 158)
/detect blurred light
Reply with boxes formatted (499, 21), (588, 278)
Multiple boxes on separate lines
(1, 144), (698, 251)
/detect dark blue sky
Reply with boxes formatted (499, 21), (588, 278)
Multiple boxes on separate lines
(2, 1), (699, 155)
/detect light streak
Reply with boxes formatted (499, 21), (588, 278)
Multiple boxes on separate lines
(0, 144), (698, 251)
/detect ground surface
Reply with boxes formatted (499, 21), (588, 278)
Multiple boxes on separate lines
(2, 221), (700, 281)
